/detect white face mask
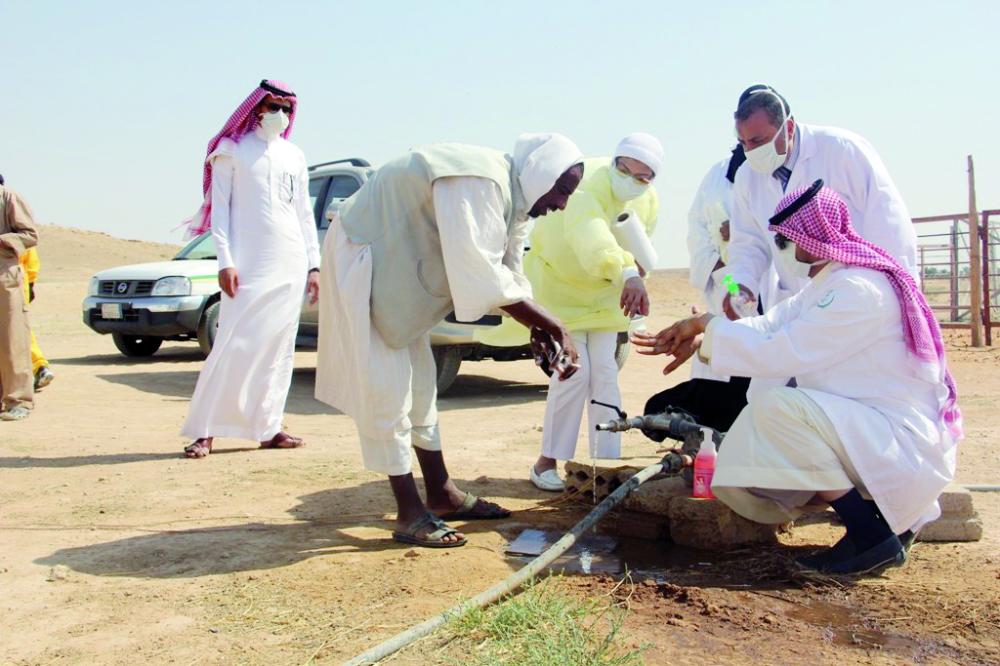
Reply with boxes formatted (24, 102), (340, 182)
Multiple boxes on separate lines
(610, 167), (650, 201)
(776, 241), (827, 281)
(743, 91), (790, 175)
(259, 110), (289, 137)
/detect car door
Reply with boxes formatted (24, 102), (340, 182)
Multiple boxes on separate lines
(297, 173), (366, 340)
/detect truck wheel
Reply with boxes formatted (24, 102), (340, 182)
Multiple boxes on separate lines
(615, 332), (630, 370)
(197, 301), (220, 357)
(432, 346), (462, 395)
(112, 333), (163, 357)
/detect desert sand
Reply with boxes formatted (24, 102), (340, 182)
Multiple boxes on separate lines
(1, 225), (997, 665)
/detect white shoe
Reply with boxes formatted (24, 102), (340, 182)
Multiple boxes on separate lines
(530, 465), (565, 492)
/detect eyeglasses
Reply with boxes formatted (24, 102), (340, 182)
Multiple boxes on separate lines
(615, 159), (654, 184)
(265, 102), (293, 114)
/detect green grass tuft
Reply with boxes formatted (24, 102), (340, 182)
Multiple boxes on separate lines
(445, 576), (646, 666)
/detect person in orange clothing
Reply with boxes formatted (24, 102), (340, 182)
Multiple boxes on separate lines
(19, 246), (54, 390)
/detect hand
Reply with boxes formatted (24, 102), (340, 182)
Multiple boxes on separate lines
(722, 283), (755, 320)
(620, 276), (650, 318)
(218, 267), (239, 298)
(28, 283), (35, 303)
(661, 335), (702, 375)
(720, 220), (730, 242)
(530, 326), (579, 380)
(306, 270), (320, 305)
(631, 312), (712, 357)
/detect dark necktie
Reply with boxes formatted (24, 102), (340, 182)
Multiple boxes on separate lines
(774, 166), (792, 191)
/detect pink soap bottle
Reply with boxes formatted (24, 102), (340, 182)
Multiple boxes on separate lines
(693, 427), (717, 499)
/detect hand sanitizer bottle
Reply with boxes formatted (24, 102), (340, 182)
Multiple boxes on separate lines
(693, 427), (717, 499)
(722, 275), (758, 318)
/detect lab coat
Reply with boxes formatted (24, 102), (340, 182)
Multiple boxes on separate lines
(703, 263), (957, 532)
(728, 124), (918, 308)
(687, 156), (778, 380)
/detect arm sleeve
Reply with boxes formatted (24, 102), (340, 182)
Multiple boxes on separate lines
(726, 177), (771, 295)
(295, 162), (321, 270)
(501, 217), (532, 294)
(702, 275), (885, 378)
(433, 176), (533, 321)
(687, 170), (721, 291)
(1, 190), (39, 259)
(841, 137), (919, 279)
(209, 154), (236, 270)
(563, 191), (636, 285)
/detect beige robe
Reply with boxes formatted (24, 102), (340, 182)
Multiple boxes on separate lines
(0, 187), (38, 410)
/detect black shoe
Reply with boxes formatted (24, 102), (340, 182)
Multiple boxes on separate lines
(801, 534), (905, 576)
(795, 534), (856, 571)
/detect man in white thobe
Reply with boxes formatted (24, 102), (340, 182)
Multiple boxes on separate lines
(181, 80), (320, 458)
(723, 84), (918, 320)
(316, 134), (585, 548)
(634, 183), (961, 576)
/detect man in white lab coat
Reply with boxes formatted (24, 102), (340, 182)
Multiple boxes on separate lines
(634, 182), (961, 576)
(642, 148), (765, 433)
(722, 84), (918, 320)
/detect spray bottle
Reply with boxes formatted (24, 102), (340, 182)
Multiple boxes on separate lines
(692, 427), (717, 499)
(722, 275), (757, 318)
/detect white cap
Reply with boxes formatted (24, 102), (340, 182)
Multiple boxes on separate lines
(613, 132), (664, 176)
(700, 427), (716, 454)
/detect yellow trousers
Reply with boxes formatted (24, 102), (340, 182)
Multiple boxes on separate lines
(22, 281), (47, 373)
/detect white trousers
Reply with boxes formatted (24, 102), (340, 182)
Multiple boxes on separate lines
(315, 218), (440, 477)
(712, 387), (865, 524)
(541, 330), (622, 460)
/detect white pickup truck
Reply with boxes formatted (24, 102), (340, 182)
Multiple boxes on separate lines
(84, 158), (627, 393)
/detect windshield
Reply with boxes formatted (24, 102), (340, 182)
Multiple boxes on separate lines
(175, 232), (217, 260)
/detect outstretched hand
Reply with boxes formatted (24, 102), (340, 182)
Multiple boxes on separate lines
(631, 312), (713, 375)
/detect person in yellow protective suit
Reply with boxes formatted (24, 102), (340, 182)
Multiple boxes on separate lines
(20, 248), (54, 390)
(525, 133), (662, 491)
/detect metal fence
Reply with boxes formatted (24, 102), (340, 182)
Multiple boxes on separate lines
(914, 209), (1000, 345)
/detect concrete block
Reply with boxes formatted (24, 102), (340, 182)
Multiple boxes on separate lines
(564, 461), (641, 502)
(599, 508), (670, 541)
(937, 485), (975, 517)
(917, 515), (983, 542)
(667, 496), (780, 551)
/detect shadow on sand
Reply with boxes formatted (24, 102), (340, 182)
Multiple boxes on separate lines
(33, 477), (554, 578)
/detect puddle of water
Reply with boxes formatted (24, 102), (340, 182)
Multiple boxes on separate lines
(787, 599), (928, 654)
(504, 528), (721, 580)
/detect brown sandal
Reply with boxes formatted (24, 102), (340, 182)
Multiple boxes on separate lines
(184, 438), (212, 459)
(260, 432), (304, 449)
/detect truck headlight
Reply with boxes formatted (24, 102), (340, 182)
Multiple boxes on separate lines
(88, 277), (100, 296)
(152, 276), (192, 296)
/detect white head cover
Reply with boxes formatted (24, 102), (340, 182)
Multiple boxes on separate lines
(512, 133), (584, 210)
(613, 132), (664, 176)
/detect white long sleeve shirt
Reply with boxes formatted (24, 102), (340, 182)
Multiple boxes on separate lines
(431, 176), (532, 322)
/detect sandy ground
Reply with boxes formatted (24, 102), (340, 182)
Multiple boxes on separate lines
(2, 225), (998, 665)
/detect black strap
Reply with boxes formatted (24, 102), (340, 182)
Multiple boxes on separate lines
(259, 80), (296, 98)
(769, 179), (824, 226)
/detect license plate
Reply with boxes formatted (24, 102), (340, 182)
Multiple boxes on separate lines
(101, 303), (124, 320)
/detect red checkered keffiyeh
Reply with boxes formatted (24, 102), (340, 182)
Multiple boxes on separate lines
(185, 79), (297, 237)
(770, 185), (962, 440)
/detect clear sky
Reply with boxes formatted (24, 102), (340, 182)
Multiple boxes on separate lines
(5, 1), (998, 267)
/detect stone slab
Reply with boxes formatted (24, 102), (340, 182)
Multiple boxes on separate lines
(917, 515), (983, 542)
(622, 476), (689, 514)
(937, 485), (975, 517)
(667, 496), (780, 551)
